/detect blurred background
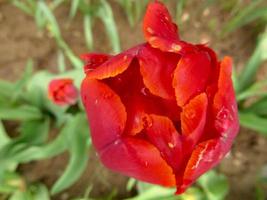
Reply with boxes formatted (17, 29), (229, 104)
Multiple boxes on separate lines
(0, 0), (267, 200)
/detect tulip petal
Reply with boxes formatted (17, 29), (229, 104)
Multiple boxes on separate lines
(181, 93), (208, 151)
(86, 46), (141, 79)
(177, 139), (221, 194)
(100, 137), (176, 186)
(213, 57), (239, 138)
(143, 1), (184, 53)
(138, 45), (180, 99)
(173, 51), (212, 106)
(146, 114), (182, 171)
(80, 53), (111, 74)
(81, 78), (127, 151)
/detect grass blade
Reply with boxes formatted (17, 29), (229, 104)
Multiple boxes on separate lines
(51, 114), (91, 194)
(97, 0), (121, 53)
(69, 0), (81, 19)
(84, 15), (94, 50)
(245, 96), (267, 116)
(236, 27), (267, 93)
(0, 105), (42, 121)
(239, 112), (267, 135)
(222, 0), (263, 36)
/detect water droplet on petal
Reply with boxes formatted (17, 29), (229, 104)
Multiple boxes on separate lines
(95, 99), (98, 105)
(141, 87), (149, 96)
(168, 142), (174, 148)
(145, 161), (148, 167)
(114, 140), (119, 145)
(171, 43), (181, 52)
(146, 27), (154, 34)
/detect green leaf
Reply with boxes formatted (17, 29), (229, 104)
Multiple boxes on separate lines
(51, 113), (91, 194)
(0, 172), (24, 194)
(4, 116), (73, 163)
(222, 0), (264, 36)
(25, 71), (51, 107)
(38, 1), (61, 39)
(176, 0), (186, 24)
(9, 183), (50, 200)
(127, 182), (177, 200)
(84, 15), (94, 50)
(11, 0), (34, 15)
(50, 0), (66, 10)
(97, 0), (121, 53)
(0, 105), (42, 121)
(0, 80), (15, 100)
(236, 27), (267, 93)
(12, 59), (33, 102)
(197, 170), (229, 200)
(239, 112), (267, 135)
(236, 80), (267, 101)
(57, 38), (84, 69)
(19, 118), (50, 145)
(69, 0), (80, 19)
(57, 50), (66, 73)
(255, 185), (265, 200)
(35, 3), (46, 29)
(127, 178), (137, 192)
(244, 96), (267, 116)
(0, 121), (9, 148)
(117, 0), (134, 27)
(180, 187), (205, 200)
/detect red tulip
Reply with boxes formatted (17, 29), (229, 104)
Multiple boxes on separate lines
(48, 78), (78, 106)
(81, 1), (239, 194)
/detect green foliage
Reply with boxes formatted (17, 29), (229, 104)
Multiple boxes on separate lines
(236, 27), (267, 94)
(117, 0), (149, 27)
(51, 114), (91, 194)
(3, 0), (267, 199)
(126, 170), (228, 200)
(239, 112), (267, 135)
(222, 0), (267, 36)
(234, 24), (267, 136)
(0, 59), (91, 198)
(197, 170), (229, 200)
(97, 0), (121, 53)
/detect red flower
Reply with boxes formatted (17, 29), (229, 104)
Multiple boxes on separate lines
(81, 1), (239, 194)
(48, 78), (78, 106)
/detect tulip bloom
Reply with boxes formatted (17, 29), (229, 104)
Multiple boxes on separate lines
(48, 78), (78, 106)
(81, 1), (239, 194)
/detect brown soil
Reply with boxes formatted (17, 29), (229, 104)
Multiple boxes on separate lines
(0, 0), (267, 200)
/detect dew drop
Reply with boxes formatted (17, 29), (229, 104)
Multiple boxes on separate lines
(145, 161), (148, 167)
(114, 140), (119, 145)
(141, 87), (149, 96)
(171, 44), (181, 52)
(168, 142), (174, 149)
(146, 27), (154, 34)
(95, 99), (98, 105)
